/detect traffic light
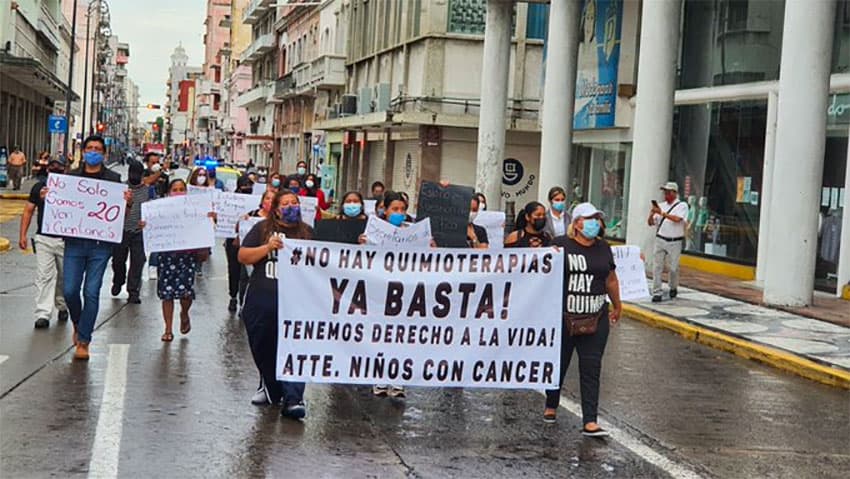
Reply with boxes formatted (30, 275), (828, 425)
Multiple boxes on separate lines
(146, 104), (161, 109)
(96, 122), (106, 133)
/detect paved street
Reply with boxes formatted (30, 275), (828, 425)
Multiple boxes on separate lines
(1, 223), (848, 477)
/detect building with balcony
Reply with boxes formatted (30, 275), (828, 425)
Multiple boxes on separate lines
(165, 44), (203, 158)
(0, 0), (79, 165)
(198, 0), (232, 158)
(220, 0), (252, 166)
(238, 0), (277, 168)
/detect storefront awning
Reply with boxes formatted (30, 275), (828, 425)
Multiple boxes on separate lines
(0, 51), (78, 102)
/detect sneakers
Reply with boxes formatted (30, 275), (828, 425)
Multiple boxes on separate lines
(582, 425), (609, 438)
(57, 310), (69, 321)
(372, 385), (389, 397)
(111, 284), (121, 296)
(651, 295), (662, 303)
(281, 401), (306, 420)
(73, 343), (90, 361)
(228, 298), (237, 312)
(148, 266), (158, 280)
(251, 386), (270, 405)
(543, 408), (557, 424)
(34, 318), (50, 329)
(669, 288), (678, 299)
(389, 386), (406, 398)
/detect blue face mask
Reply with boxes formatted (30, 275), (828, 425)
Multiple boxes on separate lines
(388, 212), (406, 227)
(281, 205), (301, 223)
(297, 167), (307, 176)
(581, 218), (601, 239)
(290, 186), (301, 194)
(84, 151), (104, 166)
(343, 203), (362, 218)
(552, 201), (566, 213)
(271, 178), (281, 188)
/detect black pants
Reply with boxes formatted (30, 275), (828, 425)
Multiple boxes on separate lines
(112, 230), (146, 299)
(224, 239), (244, 300)
(545, 310), (610, 424)
(241, 289), (304, 405)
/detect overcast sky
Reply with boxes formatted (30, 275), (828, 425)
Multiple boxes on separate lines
(108, 0), (207, 124)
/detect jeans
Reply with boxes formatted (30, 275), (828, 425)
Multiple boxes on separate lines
(33, 235), (67, 319)
(241, 289), (304, 406)
(653, 237), (683, 295)
(545, 310), (610, 424)
(63, 238), (113, 344)
(112, 230), (146, 298)
(8, 164), (24, 189)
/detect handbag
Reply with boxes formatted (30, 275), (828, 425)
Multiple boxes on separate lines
(564, 310), (603, 336)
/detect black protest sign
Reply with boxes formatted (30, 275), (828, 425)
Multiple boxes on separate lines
(416, 181), (474, 247)
(314, 219), (367, 244)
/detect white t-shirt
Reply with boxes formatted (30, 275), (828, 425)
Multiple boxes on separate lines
(654, 200), (689, 239)
(550, 211), (567, 237)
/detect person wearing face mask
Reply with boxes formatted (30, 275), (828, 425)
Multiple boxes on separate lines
(19, 157), (70, 329)
(475, 192), (487, 212)
(303, 173), (330, 220)
(544, 186), (570, 239)
(110, 160), (150, 305)
(31, 151), (51, 178)
(294, 160), (309, 185)
(286, 176), (306, 196)
(337, 191), (367, 220)
(505, 201), (552, 248)
(58, 135), (128, 360)
(239, 190), (312, 419)
(544, 202), (621, 437)
(370, 181), (385, 200)
(208, 166), (225, 191)
(467, 196), (489, 249)
(647, 181), (688, 302)
(268, 173), (283, 194)
(223, 175), (256, 312)
(189, 167), (212, 188)
(142, 152), (170, 198)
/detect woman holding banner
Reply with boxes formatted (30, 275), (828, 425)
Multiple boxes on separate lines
(543, 202), (621, 437)
(238, 190), (312, 419)
(505, 201), (552, 248)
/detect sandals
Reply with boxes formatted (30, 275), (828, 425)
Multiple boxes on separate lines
(161, 332), (174, 342)
(180, 311), (191, 335)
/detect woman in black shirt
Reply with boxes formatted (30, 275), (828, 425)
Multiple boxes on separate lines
(544, 202), (622, 437)
(504, 201), (552, 248)
(239, 190), (314, 420)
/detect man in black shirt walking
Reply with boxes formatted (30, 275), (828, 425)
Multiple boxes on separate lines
(111, 160), (149, 304)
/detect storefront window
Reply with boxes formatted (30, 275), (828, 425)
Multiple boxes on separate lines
(570, 143), (631, 240)
(818, 93), (849, 293)
(671, 101), (767, 263)
(834, 0), (850, 73)
(678, 0), (785, 88)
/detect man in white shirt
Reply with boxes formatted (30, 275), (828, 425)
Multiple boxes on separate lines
(647, 181), (689, 302)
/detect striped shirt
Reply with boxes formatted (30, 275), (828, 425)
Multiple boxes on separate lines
(124, 184), (150, 232)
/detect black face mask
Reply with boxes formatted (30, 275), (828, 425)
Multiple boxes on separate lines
(532, 218), (547, 231)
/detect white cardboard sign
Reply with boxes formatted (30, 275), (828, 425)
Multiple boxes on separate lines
(214, 192), (264, 238)
(141, 195), (216, 254)
(364, 215), (432, 248)
(611, 245), (651, 301)
(42, 173), (127, 244)
(473, 211), (506, 249)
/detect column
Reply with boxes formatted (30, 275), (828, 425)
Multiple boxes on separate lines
(764, 0), (836, 306)
(475, 0), (513, 209)
(837, 123), (850, 298)
(537, 0), (581, 201)
(624, 0), (682, 256)
(756, 90), (778, 281)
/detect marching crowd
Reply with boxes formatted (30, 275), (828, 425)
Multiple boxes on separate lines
(18, 134), (689, 435)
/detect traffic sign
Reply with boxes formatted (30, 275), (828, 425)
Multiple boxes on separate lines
(48, 115), (67, 134)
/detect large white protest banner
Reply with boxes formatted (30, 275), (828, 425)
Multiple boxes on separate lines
(612, 245), (650, 301)
(364, 216), (431, 248)
(141, 195), (216, 254)
(300, 196), (319, 227)
(473, 211), (506, 249)
(277, 240), (564, 389)
(214, 192), (264, 238)
(42, 173), (127, 243)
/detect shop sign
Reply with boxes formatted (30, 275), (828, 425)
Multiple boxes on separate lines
(827, 94), (850, 126)
(501, 158), (536, 199)
(573, 0), (624, 130)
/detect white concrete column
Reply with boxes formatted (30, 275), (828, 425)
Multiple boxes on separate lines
(764, 0), (836, 306)
(624, 0), (682, 256)
(835, 122), (850, 298)
(475, 0), (513, 209)
(756, 89), (779, 282)
(537, 0), (581, 201)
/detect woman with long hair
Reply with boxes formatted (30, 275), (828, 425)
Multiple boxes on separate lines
(303, 173), (330, 220)
(505, 201), (552, 248)
(238, 190), (313, 419)
(188, 167), (213, 188)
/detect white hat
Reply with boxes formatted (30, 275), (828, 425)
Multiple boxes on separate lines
(571, 202), (604, 220)
(660, 181), (679, 192)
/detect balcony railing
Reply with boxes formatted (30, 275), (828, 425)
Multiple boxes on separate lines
(240, 33), (275, 64)
(243, 0), (274, 25)
(235, 81), (273, 108)
(197, 104), (212, 119)
(274, 74), (296, 99)
(309, 54), (346, 90)
(292, 62), (311, 94)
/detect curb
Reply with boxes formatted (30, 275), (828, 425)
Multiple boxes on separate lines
(0, 193), (29, 200)
(623, 304), (850, 390)
(0, 237), (10, 252)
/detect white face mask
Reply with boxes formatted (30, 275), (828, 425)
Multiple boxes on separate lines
(196, 175), (207, 186)
(305, 180), (315, 189)
(151, 163), (162, 173)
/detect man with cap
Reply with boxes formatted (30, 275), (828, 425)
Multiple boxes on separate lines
(18, 156), (70, 329)
(111, 160), (150, 304)
(647, 181), (689, 302)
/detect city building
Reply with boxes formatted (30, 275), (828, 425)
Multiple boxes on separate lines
(196, 0), (232, 158)
(165, 44), (203, 159)
(220, 0), (252, 166)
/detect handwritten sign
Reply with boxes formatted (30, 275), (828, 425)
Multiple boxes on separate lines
(300, 196), (319, 228)
(252, 182), (267, 195)
(416, 181), (474, 247)
(141, 195), (215, 254)
(238, 216), (264, 244)
(214, 192), (264, 238)
(365, 215), (431, 248)
(364, 199), (378, 216)
(473, 211), (506, 249)
(611, 245), (650, 301)
(42, 173), (127, 243)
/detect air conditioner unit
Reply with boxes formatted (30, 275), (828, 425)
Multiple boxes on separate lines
(357, 87), (372, 115)
(341, 95), (357, 116)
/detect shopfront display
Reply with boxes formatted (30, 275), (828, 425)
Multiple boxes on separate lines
(817, 93), (849, 293)
(570, 142), (631, 240)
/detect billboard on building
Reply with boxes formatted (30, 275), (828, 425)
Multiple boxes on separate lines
(574, 0), (623, 130)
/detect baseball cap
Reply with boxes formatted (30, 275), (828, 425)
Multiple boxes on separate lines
(660, 181), (679, 192)
(48, 156), (66, 166)
(571, 202), (604, 219)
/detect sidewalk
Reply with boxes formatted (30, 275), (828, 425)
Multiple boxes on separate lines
(624, 283), (850, 390)
(0, 176), (38, 200)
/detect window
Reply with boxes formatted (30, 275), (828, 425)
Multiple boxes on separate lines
(570, 143), (632, 240)
(833, 0), (850, 73)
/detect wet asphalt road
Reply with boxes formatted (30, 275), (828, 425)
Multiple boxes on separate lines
(1, 213), (849, 478)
